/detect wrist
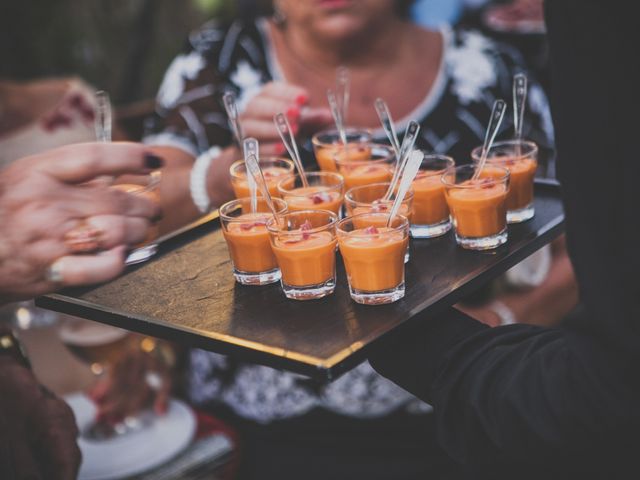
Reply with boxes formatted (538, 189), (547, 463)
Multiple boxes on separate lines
(206, 146), (240, 208)
(487, 300), (518, 326)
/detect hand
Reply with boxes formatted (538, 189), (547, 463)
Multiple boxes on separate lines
(239, 81), (333, 155)
(0, 355), (81, 480)
(0, 142), (163, 303)
(88, 337), (174, 426)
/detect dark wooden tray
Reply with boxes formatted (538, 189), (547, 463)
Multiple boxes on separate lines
(36, 180), (564, 381)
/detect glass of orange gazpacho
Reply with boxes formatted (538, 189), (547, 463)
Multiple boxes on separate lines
(229, 157), (294, 199)
(471, 139), (537, 223)
(277, 172), (344, 215)
(267, 210), (338, 300)
(337, 212), (410, 305)
(111, 170), (162, 265)
(311, 128), (372, 172)
(442, 164), (510, 250)
(334, 144), (395, 191)
(219, 197), (288, 285)
(410, 153), (455, 238)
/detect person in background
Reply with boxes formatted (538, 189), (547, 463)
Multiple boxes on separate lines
(0, 142), (162, 479)
(93, 1), (572, 478)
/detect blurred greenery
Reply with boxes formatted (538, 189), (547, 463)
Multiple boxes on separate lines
(0, 0), (240, 104)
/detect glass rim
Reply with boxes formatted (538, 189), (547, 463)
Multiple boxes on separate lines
(218, 196), (288, 220)
(229, 157), (295, 178)
(277, 171), (344, 194)
(415, 152), (456, 168)
(337, 212), (409, 236)
(470, 139), (539, 161)
(115, 170), (161, 194)
(311, 127), (373, 146)
(441, 164), (510, 188)
(266, 209), (338, 235)
(345, 182), (414, 204)
(334, 143), (395, 166)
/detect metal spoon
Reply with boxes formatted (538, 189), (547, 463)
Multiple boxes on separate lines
(274, 112), (309, 188)
(327, 88), (347, 147)
(387, 150), (424, 227)
(242, 137), (260, 213)
(94, 90), (112, 143)
(382, 120), (420, 201)
(223, 91), (243, 146)
(336, 66), (350, 125)
(512, 73), (528, 158)
(374, 98), (401, 158)
(244, 153), (280, 224)
(472, 99), (507, 181)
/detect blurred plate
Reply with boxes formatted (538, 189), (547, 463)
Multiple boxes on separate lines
(64, 393), (196, 480)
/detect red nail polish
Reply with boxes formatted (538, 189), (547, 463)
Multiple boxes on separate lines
(295, 94), (308, 105)
(286, 106), (300, 119)
(277, 143), (287, 155)
(291, 122), (299, 135)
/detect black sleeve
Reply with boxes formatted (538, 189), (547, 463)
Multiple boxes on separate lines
(370, 0), (640, 467)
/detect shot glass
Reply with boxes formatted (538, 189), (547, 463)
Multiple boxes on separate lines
(229, 157), (295, 199)
(471, 139), (538, 223)
(267, 210), (338, 300)
(337, 213), (410, 305)
(344, 182), (413, 263)
(277, 171), (345, 215)
(410, 153), (455, 238)
(334, 143), (395, 191)
(442, 164), (510, 250)
(111, 170), (161, 265)
(312, 127), (372, 172)
(219, 197), (288, 285)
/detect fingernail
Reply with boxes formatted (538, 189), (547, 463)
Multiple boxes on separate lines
(295, 94), (308, 105)
(286, 106), (299, 119)
(151, 211), (164, 223)
(277, 143), (287, 155)
(144, 153), (164, 169)
(291, 122), (299, 135)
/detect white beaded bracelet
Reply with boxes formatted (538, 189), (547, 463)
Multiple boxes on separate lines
(190, 146), (221, 214)
(488, 300), (517, 326)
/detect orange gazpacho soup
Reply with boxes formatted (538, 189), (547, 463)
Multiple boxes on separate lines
(282, 186), (343, 214)
(445, 179), (508, 238)
(271, 221), (337, 287)
(111, 183), (160, 246)
(222, 213), (277, 273)
(316, 143), (371, 172)
(231, 166), (292, 199)
(487, 156), (536, 211)
(338, 226), (408, 292)
(411, 171), (449, 225)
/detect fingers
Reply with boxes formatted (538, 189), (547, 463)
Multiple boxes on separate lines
(259, 142), (288, 156)
(86, 215), (152, 249)
(242, 95), (297, 121)
(31, 142), (164, 184)
(53, 246), (127, 288)
(69, 186), (161, 220)
(240, 118), (285, 143)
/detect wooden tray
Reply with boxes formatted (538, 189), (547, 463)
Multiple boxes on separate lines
(36, 181), (564, 381)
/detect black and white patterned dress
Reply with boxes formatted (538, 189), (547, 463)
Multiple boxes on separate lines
(144, 14), (554, 434)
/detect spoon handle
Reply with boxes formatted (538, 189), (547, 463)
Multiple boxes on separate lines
(374, 98), (401, 158)
(242, 137), (260, 213)
(513, 73), (528, 141)
(223, 91), (244, 146)
(327, 89), (347, 146)
(336, 66), (350, 124)
(95, 90), (112, 143)
(245, 153), (279, 221)
(274, 113), (308, 188)
(387, 150), (424, 227)
(473, 99), (507, 181)
(383, 121), (420, 201)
